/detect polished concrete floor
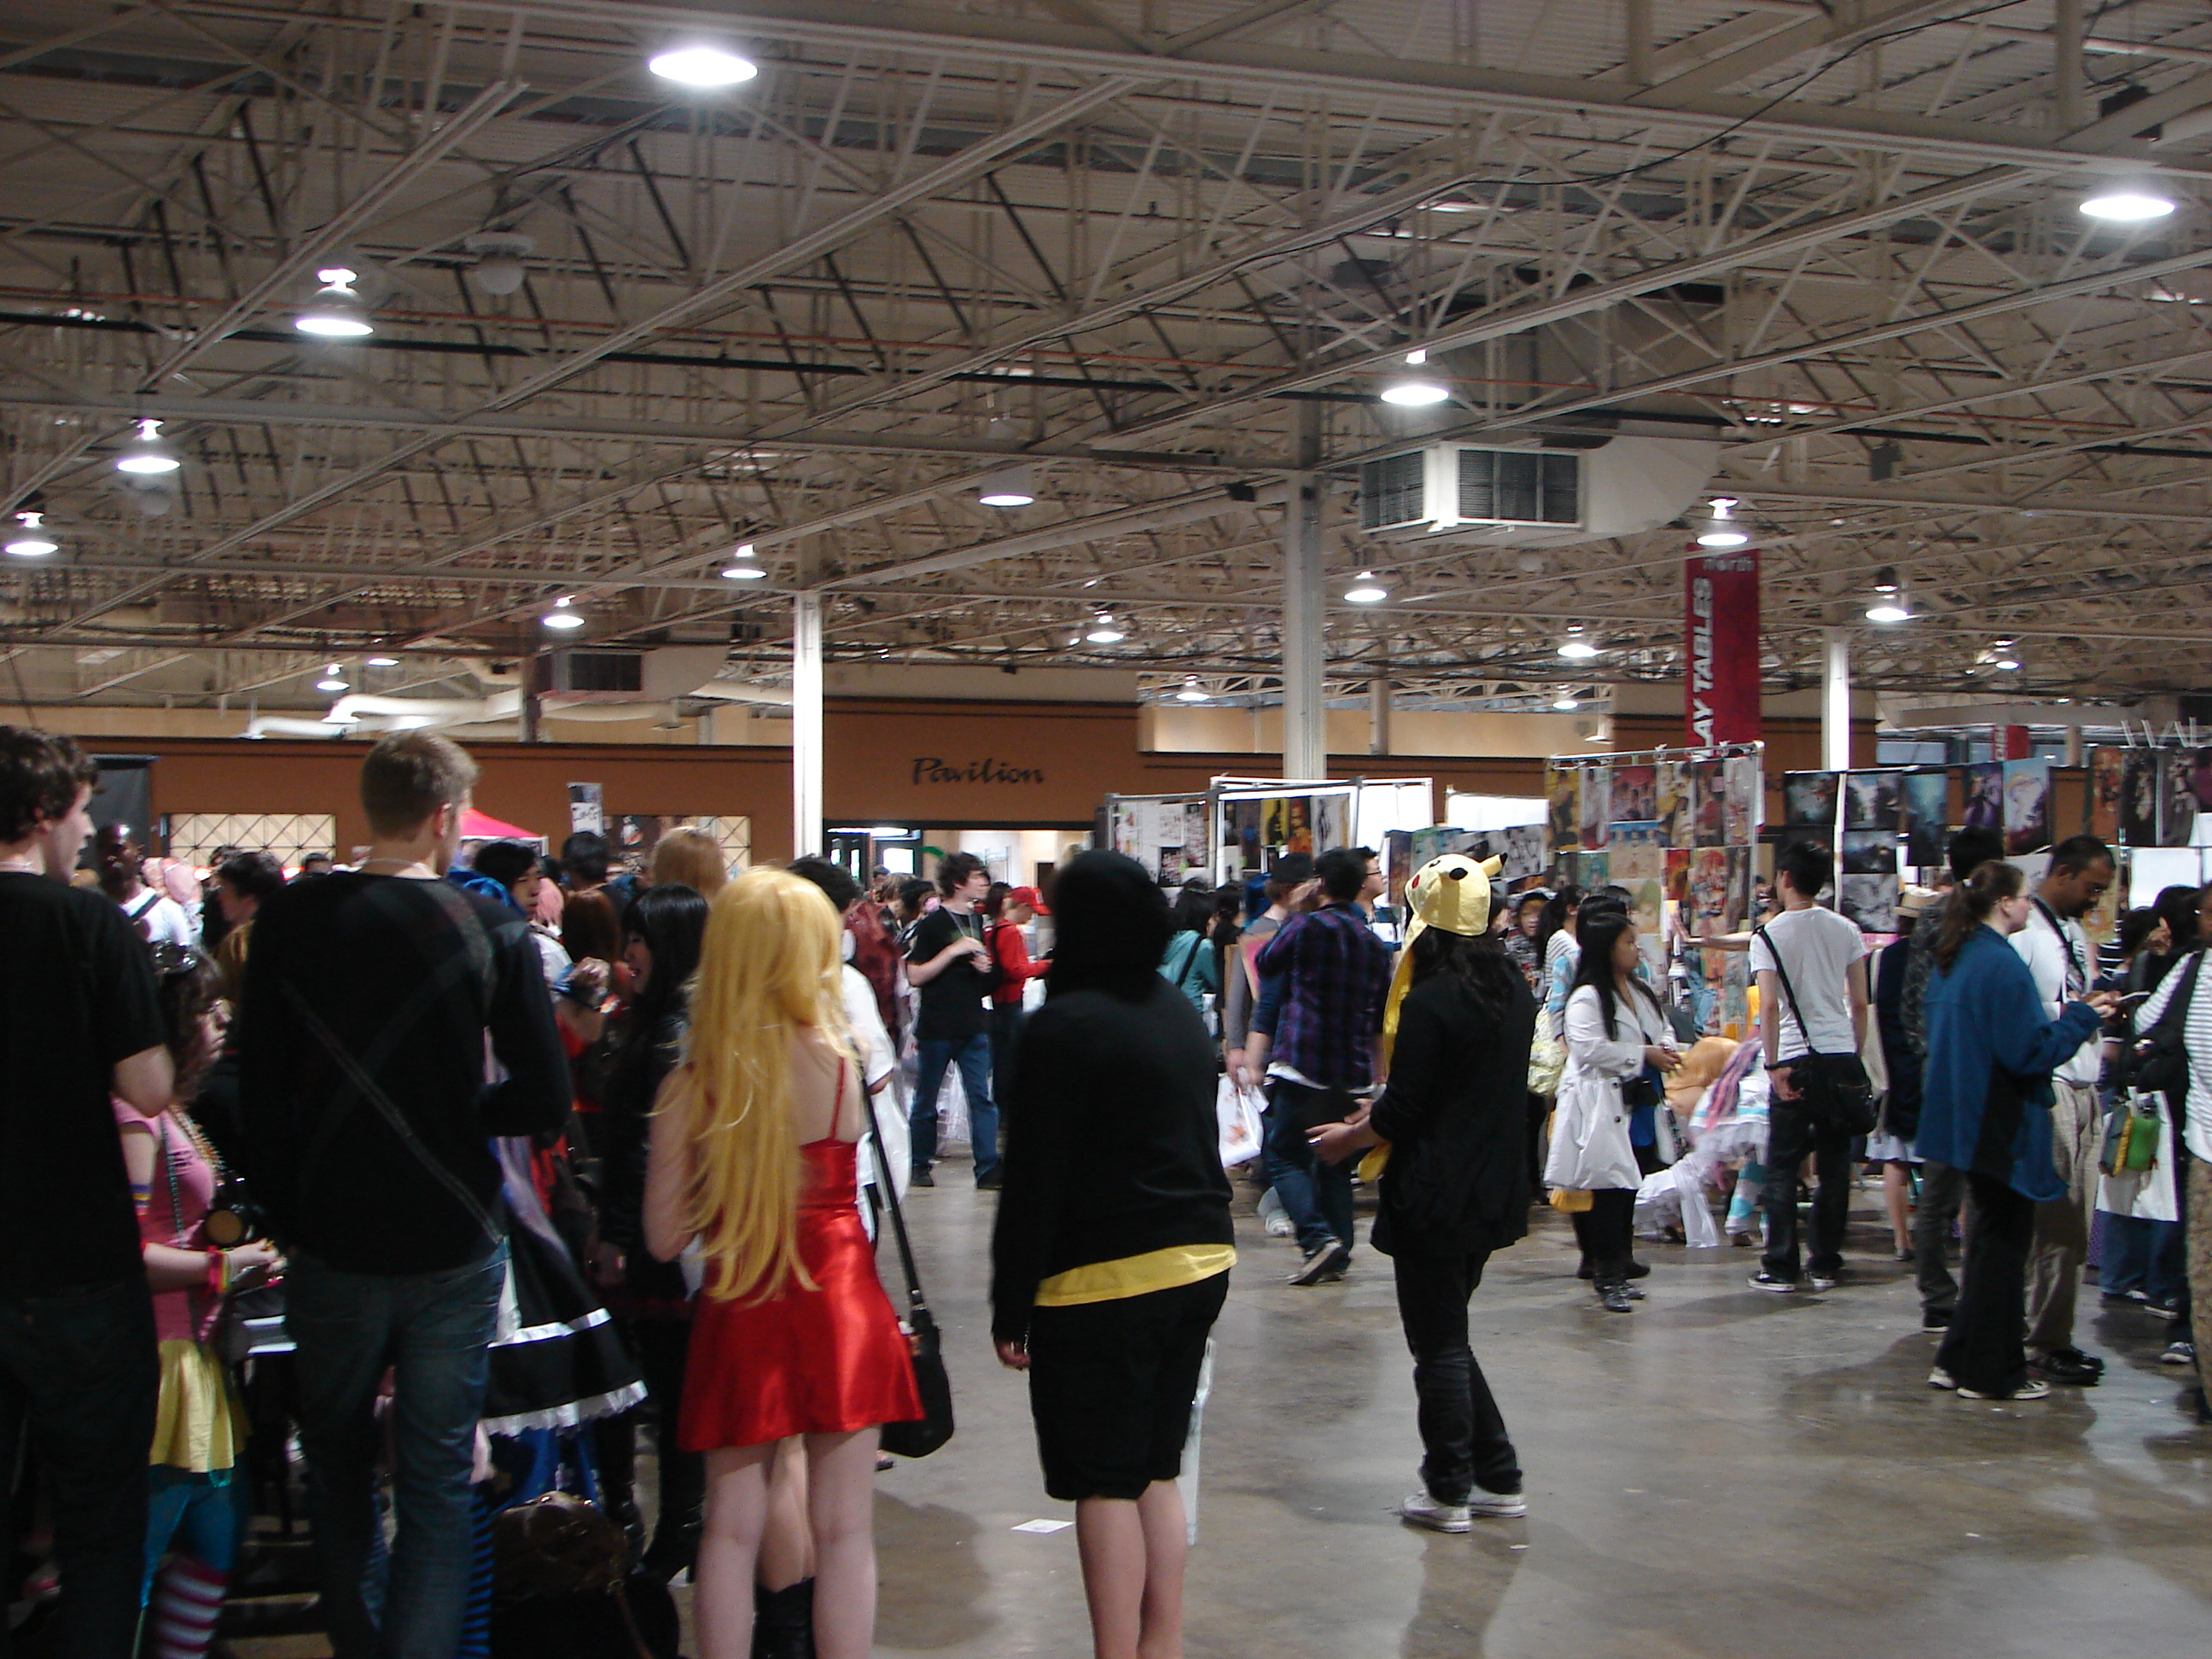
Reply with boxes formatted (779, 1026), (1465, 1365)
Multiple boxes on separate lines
(853, 1167), (2212, 1659)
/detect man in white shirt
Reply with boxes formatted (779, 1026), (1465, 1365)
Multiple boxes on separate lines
(1748, 841), (1869, 1294)
(95, 822), (196, 946)
(2012, 835), (2116, 1388)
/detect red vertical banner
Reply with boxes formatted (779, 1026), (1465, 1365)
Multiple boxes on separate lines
(1685, 547), (1761, 748)
(1994, 725), (2030, 760)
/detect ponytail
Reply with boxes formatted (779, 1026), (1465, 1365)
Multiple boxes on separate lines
(1931, 860), (2023, 972)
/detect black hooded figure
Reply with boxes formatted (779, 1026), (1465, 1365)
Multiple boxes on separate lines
(988, 850), (1234, 1658)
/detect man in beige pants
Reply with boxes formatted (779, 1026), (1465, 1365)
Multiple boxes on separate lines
(2013, 835), (2116, 1389)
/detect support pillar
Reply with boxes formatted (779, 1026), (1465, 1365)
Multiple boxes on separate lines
(793, 591), (824, 858)
(1368, 661), (1392, 758)
(1281, 474), (1326, 780)
(1822, 628), (1852, 772)
(1625, 0), (1652, 85)
(2054, 0), (2085, 131)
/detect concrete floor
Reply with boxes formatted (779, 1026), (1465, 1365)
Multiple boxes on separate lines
(847, 1168), (2212, 1659)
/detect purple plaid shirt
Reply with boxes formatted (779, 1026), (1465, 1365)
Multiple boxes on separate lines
(1253, 903), (1393, 1089)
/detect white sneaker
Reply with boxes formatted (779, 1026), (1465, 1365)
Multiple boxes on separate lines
(1398, 1492), (1470, 1534)
(1464, 1490), (1528, 1519)
(1928, 1366), (1957, 1390)
(1265, 1213), (1295, 1238)
(1958, 1378), (2050, 1401)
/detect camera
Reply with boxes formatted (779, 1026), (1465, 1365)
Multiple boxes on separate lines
(202, 1175), (267, 1247)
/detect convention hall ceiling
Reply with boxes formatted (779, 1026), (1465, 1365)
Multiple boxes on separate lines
(3, 0), (2211, 714)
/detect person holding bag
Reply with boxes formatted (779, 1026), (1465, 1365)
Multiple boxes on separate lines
(1747, 842), (1872, 1295)
(1544, 910), (1678, 1313)
(1919, 862), (2111, 1403)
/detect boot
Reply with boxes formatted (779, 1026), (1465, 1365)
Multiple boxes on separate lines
(148, 1554), (227, 1659)
(750, 1577), (815, 1659)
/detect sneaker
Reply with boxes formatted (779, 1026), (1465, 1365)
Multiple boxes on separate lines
(1892, 1246), (1915, 1262)
(1929, 1366), (1957, 1390)
(1922, 1311), (1953, 1336)
(2029, 1353), (2100, 1388)
(1727, 1231), (1755, 1248)
(2144, 1298), (2181, 1319)
(975, 1172), (1003, 1191)
(2160, 1339), (2196, 1366)
(1957, 1379), (2051, 1401)
(1464, 1489), (1528, 1520)
(1398, 1492), (1470, 1534)
(1265, 1213), (1295, 1238)
(1289, 1238), (1352, 1286)
(1598, 1283), (1634, 1313)
(1809, 1273), (1840, 1292)
(1749, 1272), (1798, 1293)
(909, 1168), (934, 1188)
(2103, 1288), (2151, 1305)
(2048, 1345), (2104, 1374)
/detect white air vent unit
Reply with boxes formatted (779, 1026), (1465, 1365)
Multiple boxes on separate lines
(1354, 436), (1719, 548)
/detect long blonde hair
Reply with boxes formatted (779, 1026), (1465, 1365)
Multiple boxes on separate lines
(672, 866), (854, 1302)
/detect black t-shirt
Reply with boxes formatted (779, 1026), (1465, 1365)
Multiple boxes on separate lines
(0, 872), (166, 1294)
(908, 906), (991, 1040)
(235, 873), (571, 1276)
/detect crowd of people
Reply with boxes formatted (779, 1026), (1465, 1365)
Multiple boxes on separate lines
(5, 714), (2209, 1659)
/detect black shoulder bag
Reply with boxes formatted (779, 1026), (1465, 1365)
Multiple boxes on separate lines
(1755, 923), (1877, 1135)
(856, 1081), (955, 1458)
(2128, 951), (2203, 1106)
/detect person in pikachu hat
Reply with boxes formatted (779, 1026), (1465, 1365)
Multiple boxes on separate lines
(1309, 853), (1540, 1531)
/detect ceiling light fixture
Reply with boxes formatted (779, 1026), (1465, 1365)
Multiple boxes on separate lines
(2080, 187), (2176, 222)
(1865, 568), (1911, 623)
(1552, 695), (1580, 711)
(1696, 497), (1749, 548)
(5, 510), (56, 557)
(1557, 626), (1600, 661)
(1085, 613), (1126, 644)
(367, 655), (399, 667)
(316, 661), (351, 693)
(114, 418), (181, 474)
(464, 232), (535, 296)
(1992, 653), (2022, 671)
(1403, 347), (1428, 365)
(1345, 570), (1389, 603)
(1380, 377), (1451, 407)
(543, 597), (585, 631)
(976, 466), (1036, 508)
(720, 542), (767, 579)
(648, 44), (759, 86)
(1175, 678), (1210, 702)
(293, 267), (375, 337)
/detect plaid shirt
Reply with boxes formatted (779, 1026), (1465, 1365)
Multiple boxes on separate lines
(1254, 903), (1394, 1089)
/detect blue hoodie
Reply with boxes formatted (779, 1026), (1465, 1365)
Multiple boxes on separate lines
(1918, 923), (2102, 1201)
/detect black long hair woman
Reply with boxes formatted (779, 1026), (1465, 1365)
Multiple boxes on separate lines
(991, 851), (1234, 1659)
(1311, 854), (1538, 1531)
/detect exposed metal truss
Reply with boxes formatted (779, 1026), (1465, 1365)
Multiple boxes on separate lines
(3, 0), (2212, 716)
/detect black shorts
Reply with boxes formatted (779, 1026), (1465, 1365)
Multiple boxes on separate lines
(1026, 1272), (1229, 1502)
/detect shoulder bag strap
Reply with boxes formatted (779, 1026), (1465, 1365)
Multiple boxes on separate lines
(2156, 950), (2203, 1039)
(1753, 922), (1823, 1060)
(2030, 898), (2091, 998)
(854, 1069), (930, 1320)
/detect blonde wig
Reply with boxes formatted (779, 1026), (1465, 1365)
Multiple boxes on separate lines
(673, 866), (854, 1302)
(650, 825), (729, 898)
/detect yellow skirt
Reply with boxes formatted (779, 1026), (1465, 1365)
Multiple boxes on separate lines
(150, 1339), (247, 1474)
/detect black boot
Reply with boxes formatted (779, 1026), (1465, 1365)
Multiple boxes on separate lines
(593, 1413), (646, 1560)
(751, 1578), (815, 1659)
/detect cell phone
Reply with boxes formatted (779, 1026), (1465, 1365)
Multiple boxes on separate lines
(2116, 991), (2152, 1008)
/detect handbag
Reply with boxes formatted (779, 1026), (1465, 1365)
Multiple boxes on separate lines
(1527, 1025), (1567, 1095)
(857, 1083), (955, 1459)
(490, 1492), (676, 1659)
(2099, 1092), (2163, 1177)
(1754, 924), (1876, 1136)
(2127, 952), (2201, 1104)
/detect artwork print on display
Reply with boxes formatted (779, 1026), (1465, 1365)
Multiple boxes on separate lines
(1724, 754), (1761, 845)
(2087, 748), (2123, 843)
(1689, 760), (1727, 848)
(1959, 763), (2003, 835)
(1579, 768), (1614, 851)
(1610, 765), (1657, 824)
(2163, 752), (2207, 848)
(1901, 771), (1948, 868)
(1840, 831), (1897, 876)
(2001, 759), (2052, 856)
(1838, 874), (1900, 934)
(2120, 751), (2160, 848)
(1783, 771), (1839, 830)
(1654, 762), (1689, 846)
(1843, 771), (1901, 832)
(1546, 765), (1581, 854)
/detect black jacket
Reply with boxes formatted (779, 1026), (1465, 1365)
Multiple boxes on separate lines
(1369, 970), (1536, 1258)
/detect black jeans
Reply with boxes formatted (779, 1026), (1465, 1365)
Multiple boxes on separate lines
(1914, 1160), (1971, 1317)
(1936, 1173), (2036, 1395)
(1569, 1189), (1635, 1285)
(1391, 1250), (1521, 1503)
(0, 1276), (159, 1659)
(1761, 1098), (1852, 1281)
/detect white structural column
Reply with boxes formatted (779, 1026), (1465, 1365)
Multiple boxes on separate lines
(1282, 474), (1327, 780)
(1822, 628), (1852, 771)
(1368, 661), (1392, 758)
(793, 591), (825, 858)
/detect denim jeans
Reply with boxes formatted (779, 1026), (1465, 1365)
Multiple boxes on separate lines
(1391, 1250), (1520, 1504)
(911, 1031), (998, 1181)
(2102, 1214), (2186, 1305)
(287, 1243), (505, 1659)
(0, 1276), (158, 1659)
(1762, 1098), (1853, 1282)
(142, 1467), (246, 1599)
(1264, 1079), (1355, 1254)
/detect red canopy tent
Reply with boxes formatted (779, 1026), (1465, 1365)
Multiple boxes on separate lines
(459, 807), (541, 843)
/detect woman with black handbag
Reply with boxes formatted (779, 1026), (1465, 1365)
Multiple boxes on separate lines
(991, 852), (1234, 1659)
(1920, 862), (2110, 1402)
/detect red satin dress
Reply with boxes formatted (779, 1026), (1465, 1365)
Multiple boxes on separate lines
(678, 1103), (923, 1451)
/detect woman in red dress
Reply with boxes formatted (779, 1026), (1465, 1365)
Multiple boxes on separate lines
(644, 867), (921, 1659)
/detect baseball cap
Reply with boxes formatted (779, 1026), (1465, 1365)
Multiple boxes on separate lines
(1007, 884), (1050, 915)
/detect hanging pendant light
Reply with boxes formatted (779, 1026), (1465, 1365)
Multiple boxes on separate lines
(5, 511), (56, 556)
(294, 268), (375, 338)
(1696, 497), (1749, 548)
(114, 418), (181, 475)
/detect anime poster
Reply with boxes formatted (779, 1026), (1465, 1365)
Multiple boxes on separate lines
(1717, 951), (1750, 1035)
(2163, 751), (2206, 848)
(1313, 792), (1353, 855)
(1654, 761), (1689, 846)
(1579, 767), (1614, 851)
(1689, 760), (1728, 848)
(1576, 852), (1610, 890)
(1545, 765), (1580, 854)
(1960, 762), (2004, 835)
(1609, 837), (1663, 884)
(2082, 850), (2125, 948)
(1263, 795), (1314, 858)
(1499, 824), (1548, 885)
(1843, 771), (1901, 832)
(1840, 831), (1896, 876)
(1688, 847), (1738, 936)
(1383, 829), (1413, 916)
(1783, 771), (1839, 830)
(2120, 751), (2160, 847)
(1902, 770), (1949, 868)
(2002, 759), (2052, 856)
(1664, 848), (1691, 910)
(1226, 799), (1264, 876)
(2087, 748), (2123, 843)
(1724, 754), (1761, 845)
(1611, 764), (1657, 824)
(1838, 874), (1900, 934)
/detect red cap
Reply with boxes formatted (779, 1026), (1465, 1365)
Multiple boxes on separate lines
(1007, 884), (1050, 915)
